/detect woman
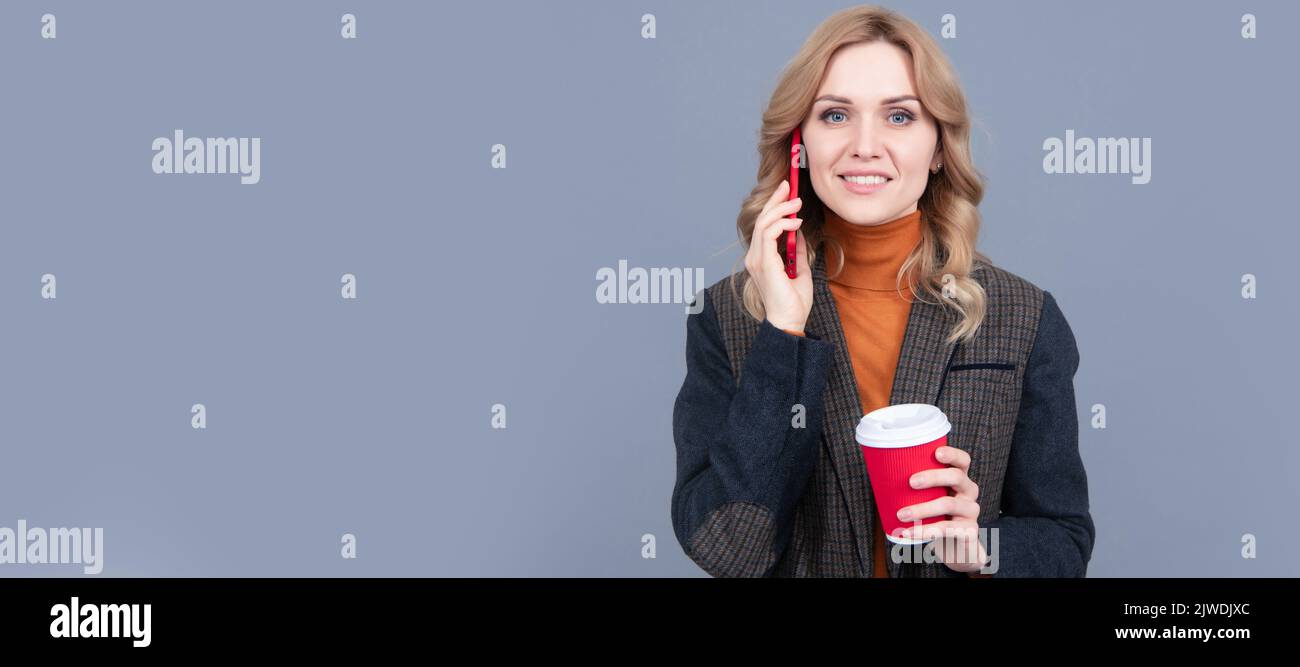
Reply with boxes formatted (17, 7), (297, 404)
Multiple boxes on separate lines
(671, 5), (1095, 577)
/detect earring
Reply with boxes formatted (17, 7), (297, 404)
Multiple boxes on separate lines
(932, 162), (943, 174)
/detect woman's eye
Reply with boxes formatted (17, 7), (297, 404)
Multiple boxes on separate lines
(820, 109), (848, 124)
(889, 109), (917, 125)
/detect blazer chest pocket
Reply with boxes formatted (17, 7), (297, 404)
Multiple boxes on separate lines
(939, 361), (1019, 416)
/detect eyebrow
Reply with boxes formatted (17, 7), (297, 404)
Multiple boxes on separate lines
(813, 94), (920, 106)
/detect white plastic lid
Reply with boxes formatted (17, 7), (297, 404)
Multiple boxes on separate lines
(855, 403), (951, 448)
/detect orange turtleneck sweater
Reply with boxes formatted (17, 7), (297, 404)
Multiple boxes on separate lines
(782, 205), (921, 578)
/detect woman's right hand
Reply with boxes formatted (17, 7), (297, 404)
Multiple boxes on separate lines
(744, 179), (814, 333)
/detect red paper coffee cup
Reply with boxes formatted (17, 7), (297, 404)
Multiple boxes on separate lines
(856, 403), (953, 545)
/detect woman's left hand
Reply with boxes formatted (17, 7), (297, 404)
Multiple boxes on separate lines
(895, 445), (989, 574)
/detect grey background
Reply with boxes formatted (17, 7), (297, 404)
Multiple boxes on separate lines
(0, 0), (1293, 577)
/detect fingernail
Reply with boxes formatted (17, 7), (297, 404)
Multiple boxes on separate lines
(910, 475), (922, 488)
(898, 509), (912, 520)
(936, 449), (947, 462)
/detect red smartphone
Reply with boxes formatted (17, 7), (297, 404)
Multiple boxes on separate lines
(783, 126), (802, 278)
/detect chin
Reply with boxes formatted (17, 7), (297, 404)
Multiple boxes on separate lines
(834, 200), (892, 223)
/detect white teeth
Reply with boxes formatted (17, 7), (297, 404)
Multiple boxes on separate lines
(842, 175), (889, 185)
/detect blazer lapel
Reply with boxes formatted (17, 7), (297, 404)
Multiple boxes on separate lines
(804, 248), (960, 577)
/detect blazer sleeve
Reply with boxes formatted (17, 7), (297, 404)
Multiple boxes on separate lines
(671, 290), (836, 577)
(979, 290), (1097, 577)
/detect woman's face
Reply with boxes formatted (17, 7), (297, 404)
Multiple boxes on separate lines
(801, 41), (942, 226)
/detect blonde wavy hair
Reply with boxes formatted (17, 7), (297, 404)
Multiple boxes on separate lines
(729, 4), (992, 345)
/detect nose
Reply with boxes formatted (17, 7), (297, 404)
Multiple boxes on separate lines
(851, 123), (884, 160)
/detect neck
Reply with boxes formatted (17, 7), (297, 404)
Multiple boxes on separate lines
(821, 205), (924, 291)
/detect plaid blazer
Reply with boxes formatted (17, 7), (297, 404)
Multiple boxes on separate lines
(671, 249), (1095, 577)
